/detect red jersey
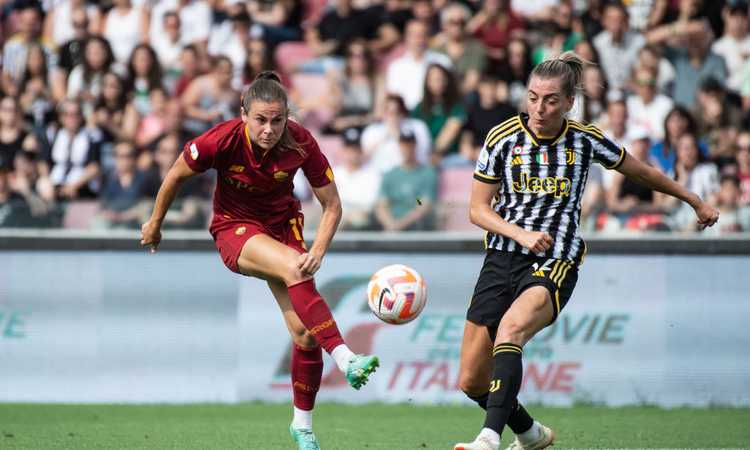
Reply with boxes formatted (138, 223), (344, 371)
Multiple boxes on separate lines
(182, 118), (333, 230)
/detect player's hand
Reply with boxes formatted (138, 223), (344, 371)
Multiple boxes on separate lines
(297, 250), (323, 276)
(140, 219), (162, 253)
(516, 230), (554, 253)
(694, 201), (719, 229)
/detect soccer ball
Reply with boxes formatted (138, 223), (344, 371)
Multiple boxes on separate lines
(367, 264), (427, 324)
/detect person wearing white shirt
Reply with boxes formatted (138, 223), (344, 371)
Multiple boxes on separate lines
(626, 65), (673, 140)
(385, 19), (452, 110)
(150, 0), (211, 47)
(207, 8), (251, 90)
(361, 94), (432, 174)
(711, 2), (750, 93)
(332, 128), (382, 230)
(152, 11), (187, 76)
(593, 3), (645, 91)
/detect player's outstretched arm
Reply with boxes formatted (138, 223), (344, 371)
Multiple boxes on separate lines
(299, 182), (342, 275)
(616, 151), (719, 229)
(140, 155), (199, 252)
(469, 179), (553, 253)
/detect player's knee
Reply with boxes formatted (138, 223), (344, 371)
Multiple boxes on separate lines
(290, 326), (317, 348)
(281, 260), (306, 286)
(496, 319), (527, 346)
(457, 369), (487, 397)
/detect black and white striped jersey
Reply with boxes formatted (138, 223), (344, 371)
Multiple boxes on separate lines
(474, 113), (625, 264)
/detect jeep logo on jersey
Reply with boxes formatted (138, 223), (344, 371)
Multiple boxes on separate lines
(189, 143), (198, 160)
(512, 172), (572, 198)
(273, 171), (289, 181)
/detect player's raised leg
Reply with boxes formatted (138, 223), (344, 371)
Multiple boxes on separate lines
(268, 279), (323, 450)
(239, 234), (378, 389)
(455, 286), (555, 450)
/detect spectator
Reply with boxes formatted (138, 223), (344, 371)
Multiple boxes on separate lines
(242, 37), (289, 88)
(66, 36), (115, 113)
(460, 74), (516, 164)
(432, 2), (487, 94)
(150, 0), (212, 50)
(10, 150), (55, 221)
(18, 44), (58, 129)
(2, 2), (56, 96)
(361, 94), (431, 174)
(152, 11), (187, 91)
(650, 106), (705, 174)
(135, 88), (175, 149)
(593, 2), (645, 92)
(92, 72), (139, 151)
(46, 100), (102, 200)
(332, 128), (381, 231)
(93, 141), (150, 229)
(626, 65), (674, 140)
(411, 0), (440, 36)
(579, 0), (604, 39)
(702, 174), (743, 234)
(385, 19), (452, 110)
(494, 37), (533, 110)
(42, 0), (101, 48)
(325, 39), (378, 134)
(599, 99), (630, 151)
(374, 127), (437, 231)
(573, 40), (600, 65)
(711, 1), (750, 94)
(304, 0), (371, 62)
(636, 44), (676, 94)
(510, 0), (557, 23)
(57, 7), (92, 76)
(143, 132), (206, 229)
(734, 131), (750, 206)
(364, 0), (412, 54)
(695, 78), (743, 163)
(102, 0), (149, 65)
(173, 45), (202, 98)
(659, 132), (719, 231)
(411, 63), (466, 166)
(0, 166), (35, 227)
(208, 7), (251, 89)
(181, 56), (237, 137)
(0, 96), (37, 172)
(125, 44), (165, 116)
(574, 64), (608, 123)
(247, 0), (305, 46)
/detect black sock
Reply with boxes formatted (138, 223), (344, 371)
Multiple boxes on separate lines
(483, 343), (523, 435)
(467, 391), (489, 410)
(507, 400), (534, 434)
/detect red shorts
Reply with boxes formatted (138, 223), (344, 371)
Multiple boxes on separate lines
(211, 213), (307, 274)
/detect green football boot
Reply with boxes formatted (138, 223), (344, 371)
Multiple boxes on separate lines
(289, 424), (321, 450)
(345, 354), (379, 390)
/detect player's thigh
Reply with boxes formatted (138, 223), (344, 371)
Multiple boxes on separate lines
(267, 278), (317, 348)
(237, 233), (306, 285)
(457, 320), (493, 394)
(496, 286), (554, 346)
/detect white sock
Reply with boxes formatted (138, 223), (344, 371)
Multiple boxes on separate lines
(292, 406), (313, 430)
(478, 427), (500, 446)
(331, 344), (355, 373)
(518, 420), (542, 443)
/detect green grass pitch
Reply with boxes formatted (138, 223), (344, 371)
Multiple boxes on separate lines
(0, 403), (748, 449)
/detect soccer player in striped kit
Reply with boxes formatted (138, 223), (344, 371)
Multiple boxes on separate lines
(454, 52), (719, 450)
(140, 72), (378, 450)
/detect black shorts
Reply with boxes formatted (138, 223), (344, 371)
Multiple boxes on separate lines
(466, 249), (578, 338)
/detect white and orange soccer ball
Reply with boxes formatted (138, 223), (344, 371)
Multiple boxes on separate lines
(367, 264), (427, 324)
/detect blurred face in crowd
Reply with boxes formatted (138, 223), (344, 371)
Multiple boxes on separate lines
(114, 142), (137, 175)
(346, 42), (369, 75)
(26, 45), (46, 76)
(242, 100), (286, 151)
(86, 39), (109, 71)
(676, 134), (700, 171)
(18, 8), (41, 35)
(405, 20), (429, 55)
(180, 47), (199, 76)
(602, 5), (627, 40)
(0, 97), (19, 127)
(583, 66), (605, 100)
(412, 0), (433, 22)
(666, 110), (689, 141)
(215, 58), (234, 87)
(132, 46), (154, 77)
(607, 101), (627, 132)
(637, 47), (660, 72)
(736, 133), (750, 170)
(383, 97), (405, 123)
(634, 67), (657, 103)
(574, 40), (596, 63)
(102, 72), (123, 104)
(718, 178), (740, 207)
(508, 39), (527, 72)
(478, 78), (499, 106)
(71, 9), (88, 38)
(426, 65), (448, 97)
(164, 13), (181, 41)
(554, 2), (573, 30)
(155, 134), (180, 170)
(679, 0), (702, 18)
(13, 152), (38, 180)
(442, 5), (467, 39)
(399, 139), (418, 165)
(526, 75), (574, 137)
(247, 39), (268, 72)
(630, 137), (651, 162)
(342, 143), (364, 168)
(725, 8), (748, 38)
(60, 101), (83, 132)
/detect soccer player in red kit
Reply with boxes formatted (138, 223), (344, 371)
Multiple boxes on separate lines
(140, 71), (378, 450)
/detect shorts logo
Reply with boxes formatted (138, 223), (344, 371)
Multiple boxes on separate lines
(189, 143), (199, 160)
(273, 170), (289, 181)
(235, 226), (247, 235)
(229, 165), (245, 173)
(489, 380), (502, 392)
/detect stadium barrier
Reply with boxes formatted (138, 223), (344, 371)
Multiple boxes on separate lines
(1, 230), (749, 407)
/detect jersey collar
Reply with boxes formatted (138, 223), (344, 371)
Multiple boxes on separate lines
(520, 113), (569, 146)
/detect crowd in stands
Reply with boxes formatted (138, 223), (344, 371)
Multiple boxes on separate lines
(1, 0), (749, 234)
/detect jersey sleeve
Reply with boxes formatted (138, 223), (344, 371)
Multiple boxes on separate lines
(473, 137), (504, 184)
(301, 131), (334, 188)
(591, 128), (626, 170)
(182, 128), (220, 173)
